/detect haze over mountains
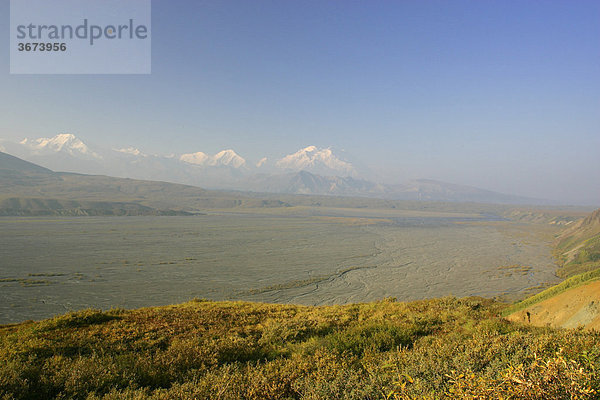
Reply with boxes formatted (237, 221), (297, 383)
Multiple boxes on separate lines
(0, 133), (551, 204)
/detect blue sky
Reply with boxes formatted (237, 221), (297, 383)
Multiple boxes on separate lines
(1, 0), (599, 204)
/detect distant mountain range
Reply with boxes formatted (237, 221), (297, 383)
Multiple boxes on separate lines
(0, 133), (550, 204)
(180, 149), (247, 169)
(0, 150), (295, 216)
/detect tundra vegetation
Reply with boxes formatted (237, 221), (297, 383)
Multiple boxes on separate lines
(1, 297), (599, 399)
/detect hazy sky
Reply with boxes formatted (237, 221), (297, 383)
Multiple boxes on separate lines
(1, 1), (599, 205)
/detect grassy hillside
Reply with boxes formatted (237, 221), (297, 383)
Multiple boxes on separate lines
(1, 298), (599, 399)
(506, 279), (600, 330)
(553, 209), (600, 277)
(502, 209), (600, 324)
(502, 267), (600, 316)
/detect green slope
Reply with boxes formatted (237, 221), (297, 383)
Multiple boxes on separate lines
(554, 209), (600, 277)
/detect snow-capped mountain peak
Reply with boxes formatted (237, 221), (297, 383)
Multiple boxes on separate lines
(256, 157), (268, 168)
(179, 151), (209, 165)
(213, 149), (246, 168)
(20, 133), (101, 159)
(114, 147), (145, 157)
(276, 146), (355, 176)
(180, 149), (246, 168)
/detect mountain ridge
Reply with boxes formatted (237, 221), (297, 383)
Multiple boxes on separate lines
(0, 134), (554, 205)
(20, 133), (102, 159)
(180, 149), (247, 168)
(0, 150), (54, 174)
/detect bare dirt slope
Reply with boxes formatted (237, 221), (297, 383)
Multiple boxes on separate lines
(507, 280), (600, 330)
